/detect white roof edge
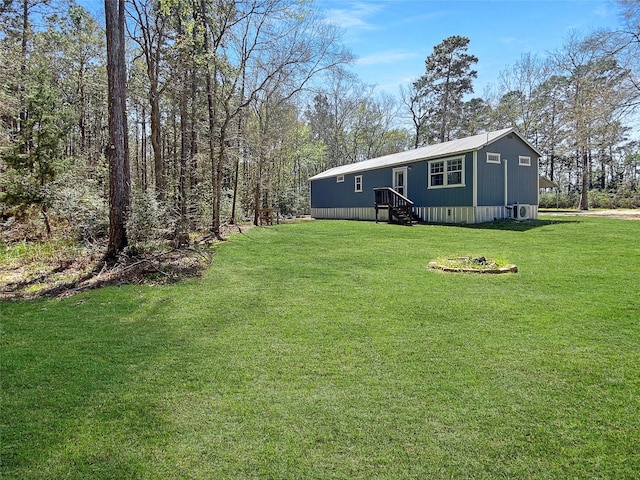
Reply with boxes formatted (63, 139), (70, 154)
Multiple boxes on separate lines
(489, 127), (543, 158)
(308, 146), (475, 181)
(309, 127), (539, 181)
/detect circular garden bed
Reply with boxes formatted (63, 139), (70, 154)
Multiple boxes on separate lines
(427, 256), (517, 274)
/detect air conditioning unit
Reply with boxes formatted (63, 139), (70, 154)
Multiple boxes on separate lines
(511, 204), (531, 220)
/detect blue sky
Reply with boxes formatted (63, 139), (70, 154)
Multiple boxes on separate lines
(316, 0), (623, 96)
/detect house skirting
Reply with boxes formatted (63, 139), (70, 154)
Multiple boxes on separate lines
(311, 207), (381, 221)
(311, 205), (538, 224)
(415, 206), (478, 224)
(415, 205), (538, 223)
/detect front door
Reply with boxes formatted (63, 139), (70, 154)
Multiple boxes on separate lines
(393, 167), (408, 197)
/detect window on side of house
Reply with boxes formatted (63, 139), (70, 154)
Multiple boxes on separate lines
(336, 175), (344, 182)
(519, 156), (531, 166)
(429, 161), (444, 187)
(447, 158), (462, 185)
(487, 152), (501, 164)
(354, 175), (362, 192)
(429, 157), (464, 188)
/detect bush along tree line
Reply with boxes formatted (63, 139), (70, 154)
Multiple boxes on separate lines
(1, 0), (639, 258)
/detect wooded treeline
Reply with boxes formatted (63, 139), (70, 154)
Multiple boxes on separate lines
(404, 20), (640, 211)
(1, 0), (639, 251)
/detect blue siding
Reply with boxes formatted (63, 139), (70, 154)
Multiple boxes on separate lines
(476, 133), (539, 206)
(311, 171), (382, 208)
(407, 153), (474, 207)
(477, 153), (504, 205)
(311, 153), (475, 210)
(310, 132), (539, 213)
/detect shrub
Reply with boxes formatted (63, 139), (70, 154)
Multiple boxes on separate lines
(52, 181), (108, 242)
(126, 189), (171, 247)
(588, 190), (614, 209)
(616, 195), (640, 209)
(538, 191), (579, 209)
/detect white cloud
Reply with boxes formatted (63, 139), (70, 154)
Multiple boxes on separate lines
(592, 3), (613, 18)
(356, 50), (421, 66)
(321, 1), (383, 30)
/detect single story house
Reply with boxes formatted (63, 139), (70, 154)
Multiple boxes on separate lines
(309, 127), (541, 224)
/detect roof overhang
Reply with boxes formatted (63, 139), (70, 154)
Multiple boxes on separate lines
(309, 127), (542, 182)
(539, 176), (558, 188)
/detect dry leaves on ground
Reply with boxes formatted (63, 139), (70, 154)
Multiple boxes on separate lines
(1, 223), (255, 301)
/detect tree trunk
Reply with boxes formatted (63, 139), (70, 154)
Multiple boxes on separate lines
(189, 29), (199, 192)
(141, 103), (147, 192)
(213, 123), (228, 239)
(253, 158), (262, 226)
(230, 150), (240, 224)
(204, 61), (219, 236)
(439, 71), (451, 143)
(105, 0), (131, 260)
(19, 0), (29, 153)
(200, 7), (226, 241)
(579, 148), (589, 210)
(230, 80), (246, 225)
(178, 81), (189, 244)
(41, 205), (51, 238)
(150, 84), (165, 201)
(78, 71), (86, 156)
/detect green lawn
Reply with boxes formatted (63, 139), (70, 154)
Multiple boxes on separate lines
(2, 217), (639, 479)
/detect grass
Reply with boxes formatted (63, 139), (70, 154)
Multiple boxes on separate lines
(0, 238), (90, 295)
(0, 237), (79, 267)
(2, 217), (639, 478)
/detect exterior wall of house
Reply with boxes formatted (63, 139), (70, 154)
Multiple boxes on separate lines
(476, 134), (539, 207)
(310, 173), (380, 209)
(310, 132), (540, 224)
(310, 153), (476, 210)
(406, 153), (474, 207)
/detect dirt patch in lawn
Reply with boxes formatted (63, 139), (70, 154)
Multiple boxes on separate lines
(541, 209), (640, 220)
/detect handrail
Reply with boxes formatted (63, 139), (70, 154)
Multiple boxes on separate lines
(374, 187), (414, 208)
(374, 187), (415, 224)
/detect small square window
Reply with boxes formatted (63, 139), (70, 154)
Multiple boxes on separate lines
(336, 175), (344, 183)
(487, 152), (501, 164)
(519, 156), (531, 166)
(354, 175), (362, 192)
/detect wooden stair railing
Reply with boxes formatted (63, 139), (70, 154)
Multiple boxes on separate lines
(374, 187), (418, 226)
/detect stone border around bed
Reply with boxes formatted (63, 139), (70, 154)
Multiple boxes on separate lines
(427, 261), (518, 274)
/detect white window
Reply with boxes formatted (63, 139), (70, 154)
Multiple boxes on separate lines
(354, 175), (362, 192)
(429, 156), (465, 188)
(447, 158), (463, 185)
(519, 156), (531, 166)
(487, 152), (501, 164)
(336, 175), (344, 183)
(430, 161), (444, 186)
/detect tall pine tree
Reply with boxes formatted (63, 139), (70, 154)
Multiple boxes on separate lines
(104, 0), (130, 259)
(414, 36), (478, 143)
